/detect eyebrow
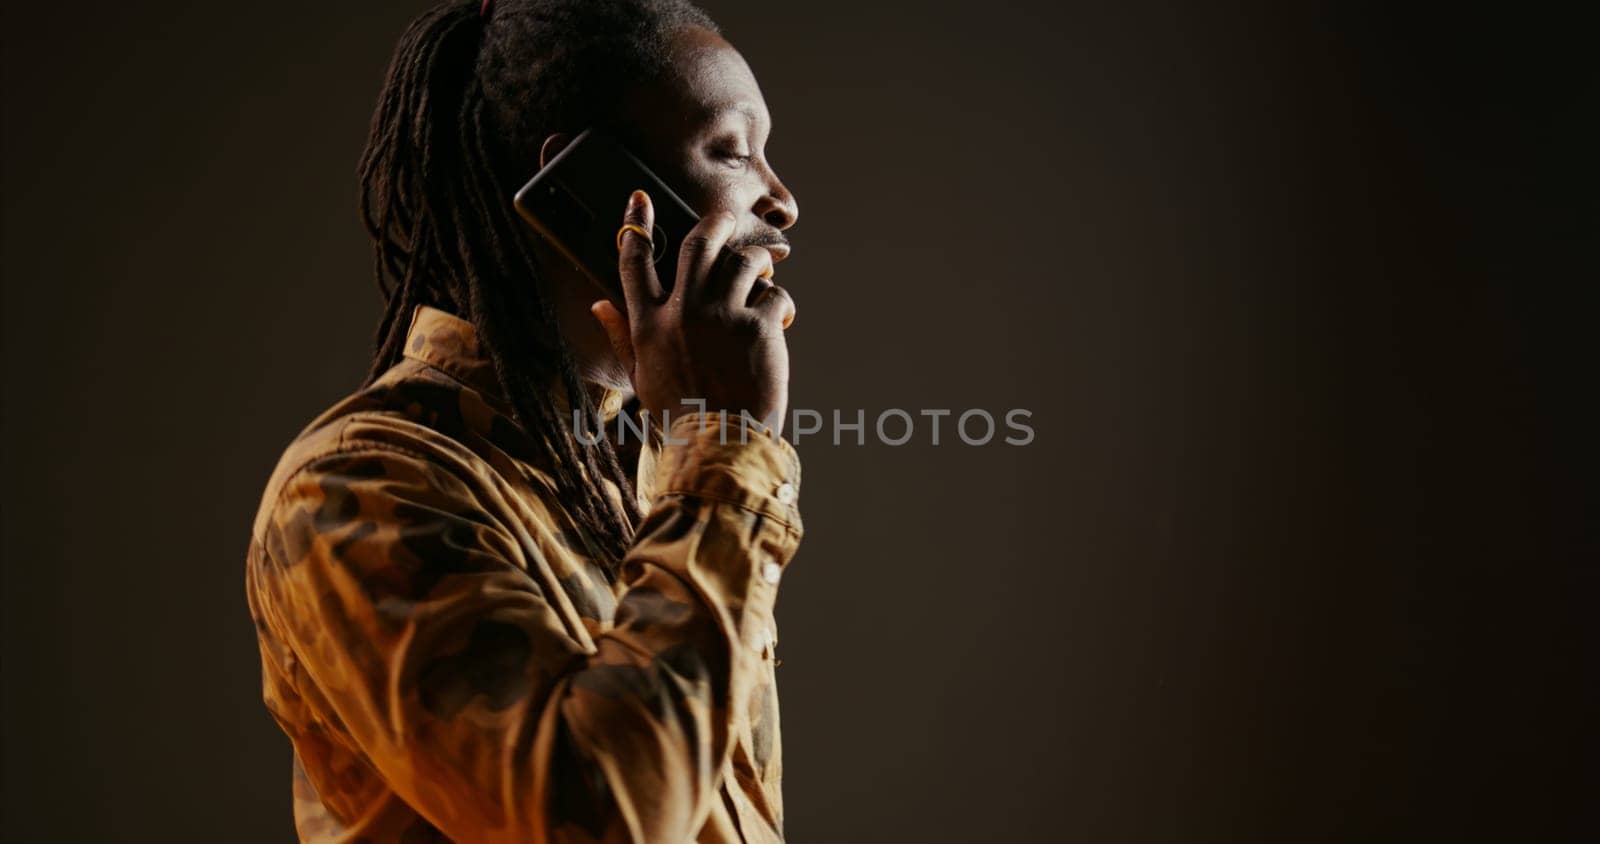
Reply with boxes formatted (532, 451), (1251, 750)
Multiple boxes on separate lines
(714, 102), (767, 130)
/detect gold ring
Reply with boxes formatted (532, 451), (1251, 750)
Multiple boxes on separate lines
(616, 223), (652, 253)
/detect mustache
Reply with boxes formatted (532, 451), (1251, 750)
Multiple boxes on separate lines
(728, 229), (790, 253)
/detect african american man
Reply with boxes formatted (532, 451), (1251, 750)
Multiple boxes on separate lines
(244, 1), (804, 840)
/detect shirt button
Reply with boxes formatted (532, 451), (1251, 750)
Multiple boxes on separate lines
(775, 482), (797, 505)
(761, 560), (782, 584)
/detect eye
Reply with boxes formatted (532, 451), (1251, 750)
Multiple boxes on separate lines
(710, 143), (753, 169)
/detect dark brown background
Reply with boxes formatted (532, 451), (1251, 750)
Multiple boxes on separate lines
(2, 1), (1595, 841)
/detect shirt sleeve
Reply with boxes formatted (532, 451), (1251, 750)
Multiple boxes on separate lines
(248, 411), (802, 842)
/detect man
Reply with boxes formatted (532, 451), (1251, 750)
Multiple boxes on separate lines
(244, 1), (803, 840)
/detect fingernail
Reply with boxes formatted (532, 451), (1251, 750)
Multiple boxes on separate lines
(782, 312), (795, 330)
(627, 190), (647, 215)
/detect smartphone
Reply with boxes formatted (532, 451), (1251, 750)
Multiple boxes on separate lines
(513, 129), (699, 303)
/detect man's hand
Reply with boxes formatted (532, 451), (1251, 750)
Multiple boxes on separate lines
(591, 189), (796, 434)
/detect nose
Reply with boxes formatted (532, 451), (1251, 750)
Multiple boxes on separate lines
(753, 173), (799, 235)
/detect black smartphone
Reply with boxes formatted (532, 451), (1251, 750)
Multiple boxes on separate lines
(513, 129), (699, 303)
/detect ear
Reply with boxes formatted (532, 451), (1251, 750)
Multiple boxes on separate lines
(539, 133), (574, 169)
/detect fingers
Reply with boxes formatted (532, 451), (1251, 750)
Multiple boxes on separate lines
(616, 190), (663, 316)
(589, 300), (637, 374)
(750, 282), (797, 331)
(674, 211), (738, 303)
(702, 245), (775, 308)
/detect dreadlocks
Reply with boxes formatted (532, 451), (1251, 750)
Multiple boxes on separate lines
(357, 0), (716, 571)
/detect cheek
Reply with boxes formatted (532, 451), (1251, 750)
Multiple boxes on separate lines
(665, 151), (751, 216)
(676, 167), (740, 217)
(678, 165), (765, 223)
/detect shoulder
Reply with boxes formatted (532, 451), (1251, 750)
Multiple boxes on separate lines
(248, 368), (502, 548)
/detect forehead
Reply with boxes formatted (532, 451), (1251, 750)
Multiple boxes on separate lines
(665, 27), (765, 119)
(623, 26), (769, 133)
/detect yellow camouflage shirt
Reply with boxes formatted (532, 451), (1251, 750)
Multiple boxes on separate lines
(245, 305), (802, 842)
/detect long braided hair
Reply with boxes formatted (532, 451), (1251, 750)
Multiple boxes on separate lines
(357, 0), (715, 571)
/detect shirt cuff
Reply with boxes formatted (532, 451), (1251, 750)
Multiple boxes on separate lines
(652, 411), (803, 533)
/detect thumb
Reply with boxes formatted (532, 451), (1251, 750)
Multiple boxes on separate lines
(589, 300), (637, 376)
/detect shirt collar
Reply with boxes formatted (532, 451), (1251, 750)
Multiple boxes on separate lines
(401, 304), (626, 422)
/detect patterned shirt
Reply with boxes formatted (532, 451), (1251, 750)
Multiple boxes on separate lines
(245, 305), (803, 842)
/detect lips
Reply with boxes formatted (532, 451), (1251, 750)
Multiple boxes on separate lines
(758, 241), (785, 283)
